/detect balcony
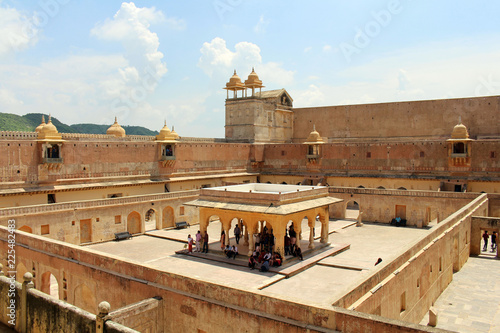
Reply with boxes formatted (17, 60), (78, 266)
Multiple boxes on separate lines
(43, 157), (63, 164)
(160, 155), (176, 161)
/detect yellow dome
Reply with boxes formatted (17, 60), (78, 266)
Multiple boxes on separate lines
(106, 117), (126, 137)
(159, 121), (171, 136)
(244, 67), (263, 86)
(225, 70), (244, 89)
(41, 115), (58, 134)
(170, 126), (179, 140)
(156, 121), (179, 141)
(451, 123), (469, 139)
(35, 115), (46, 133)
(305, 125), (324, 144)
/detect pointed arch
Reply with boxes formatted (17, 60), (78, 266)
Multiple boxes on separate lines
(127, 211), (142, 234)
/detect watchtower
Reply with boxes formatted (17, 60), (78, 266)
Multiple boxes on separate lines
(224, 68), (293, 143)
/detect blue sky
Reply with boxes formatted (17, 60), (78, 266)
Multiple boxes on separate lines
(1, 0), (499, 137)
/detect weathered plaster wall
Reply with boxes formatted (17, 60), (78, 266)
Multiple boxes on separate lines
(328, 187), (479, 226)
(293, 95), (500, 141)
(0, 191), (199, 245)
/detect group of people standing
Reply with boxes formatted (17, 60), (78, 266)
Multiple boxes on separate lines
(187, 230), (209, 254)
(482, 230), (498, 252)
(186, 221), (305, 267)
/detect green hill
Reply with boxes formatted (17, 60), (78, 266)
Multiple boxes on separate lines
(0, 113), (158, 135)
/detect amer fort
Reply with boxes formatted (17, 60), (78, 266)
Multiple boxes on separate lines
(0, 69), (500, 333)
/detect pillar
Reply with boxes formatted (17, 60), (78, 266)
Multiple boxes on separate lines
(320, 218), (329, 243)
(96, 301), (110, 333)
(274, 227), (286, 261)
(308, 217), (315, 249)
(21, 273), (34, 333)
(243, 220), (249, 246)
(247, 220), (257, 256)
(223, 219), (230, 247)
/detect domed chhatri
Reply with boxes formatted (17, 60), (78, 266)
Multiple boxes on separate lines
(155, 121), (179, 141)
(304, 125), (325, 144)
(41, 114), (58, 135)
(244, 67), (264, 97)
(35, 115), (46, 133)
(451, 122), (469, 140)
(106, 117), (126, 138)
(37, 114), (62, 141)
(224, 70), (246, 98)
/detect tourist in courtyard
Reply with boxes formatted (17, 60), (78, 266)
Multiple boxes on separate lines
(284, 233), (291, 255)
(234, 224), (241, 244)
(289, 228), (297, 253)
(272, 252), (282, 267)
(195, 230), (202, 252)
(220, 231), (226, 250)
(294, 246), (303, 260)
(230, 245), (238, 259)
(492, 231), (497, 252)
(187, 234), (193, 253)
(482, 230), (489, 251)
(260, 259), (270, 272)
(248, 254), (257, 269)
(202, 232), (209, 253)
(224, 245), (231, 257)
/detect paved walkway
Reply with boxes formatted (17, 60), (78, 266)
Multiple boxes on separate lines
(419, 254), (500, 332)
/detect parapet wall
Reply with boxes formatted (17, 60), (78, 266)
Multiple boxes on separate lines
(334, 194), (489, 324)
(0, 275), (138, 333)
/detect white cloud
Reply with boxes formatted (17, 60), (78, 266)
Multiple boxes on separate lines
(254, 15), (269, 34)
(293, 39), (500, 108)
(0, 5), (39, 56)
(323, 45), (332, 52)
(304, 46), (312, 53)
(198, 37), (294, 87)
(91, 2), (167, 81)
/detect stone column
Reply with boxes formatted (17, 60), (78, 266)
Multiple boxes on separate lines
(320, 218), (329, 243)
(223, 220), (230, 247)
(247, 220), (257, 256)
(308, 219), (315, 249)
(274, 228), (286, 262)
(96, 301), (110, 333)
(243, 220), (249, 246)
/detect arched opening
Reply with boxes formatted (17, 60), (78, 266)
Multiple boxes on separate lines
(281, 181), (287, 185)
(18, 225), (33, 233)
(357, 185), (365, 189)
(162, 206), (174, 228)
(345, 201), (360, 220)
(16, 262), (28, 283)
(453, 142), (465, 154)
(266, 181), (272, 184)
(377, 186), (385, 190)
(127, 211), (142, 235)
(41, 271), (59, 299)
(398, 187), (408, 191)
(74, 284), (97, 313)
(145, 208), (157, 231)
